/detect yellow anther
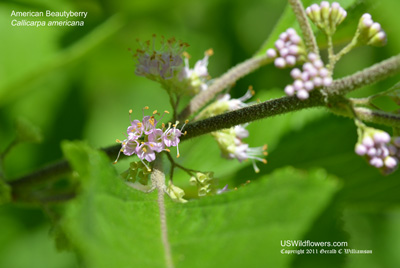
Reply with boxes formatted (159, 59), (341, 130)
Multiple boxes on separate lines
(183, 131), (187, 135)
(248, 85), (255, 95)
(137, 122), (142, 127)
(129, 109), (133, 114)
(262, 159), (267, 164)
(116, 139), (121, 143)
(143, 147), (147, 152)
(205, 48), (214, 56)
(144, 106), (149, 110)
(185, 119), (189, 124)
(162, 123), (165, 128)
(263, 144), (268, 150)
(165, 148), (170, 152)
(177, 153), (180, 158)
(150, 144), (154, 147)
(153, 110), (158, 115)
(182, 51), (191, 59)
(165, 110), (170, 114)
(263, 152), (268, 156)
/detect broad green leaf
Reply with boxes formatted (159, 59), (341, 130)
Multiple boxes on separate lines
(343, 207), (400, 268)
(59, 141), (338, 268)
(255, 0), (363, 56)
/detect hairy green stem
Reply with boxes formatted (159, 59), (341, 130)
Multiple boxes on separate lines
(150, 157), (174, 268)
(288, 0), (319, 55)
(177, 54), (272, 120)
(326, 54), (400, 95)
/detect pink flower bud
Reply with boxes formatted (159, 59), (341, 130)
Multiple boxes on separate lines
(323, 77), (333, 86)
(385, 157), (398, 169)
(355, 144), (367, 155)
(274, 57), (286, 68)
(290, 68), (302, 79)
(370, 157), (384, 168)
(285, 55), (297, 66)
(362, 136), (374, 147)
(304, 81), (314, 91)
(373, 132), (391, 144)
(266, 48), (277, 58)
(293, 80), (304, 90)
(284, 85), (295, 96)
(275, 39), (285, 50)
(296, 89), (309, 100)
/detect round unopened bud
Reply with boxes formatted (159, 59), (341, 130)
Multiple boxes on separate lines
(370, 157), (384, 168)
(290, 68), (302, 79)
(290, 34), (301, 44)
(319, 68), (329, 77)
(296, 89), (309, 100)
(308, 53), (318, 62)
(301, 72), (310, 81)
(355, 144), (367, 155)
(275, 39), (285, 50)
(384, 156), (398, 169)
(285, 55), (297, 66)
(280, 32), (288, 41)
(362, 13), (372, 20)
(367, 147), (377, 157)
(280, 48), (289, 57)
(362, 136), (374, 147)
(274, 57), (286, 68)
(286, 28), (296, 36)
(266, 48), (277, 58)
(284, 85), (295, 96)
(313, 59), (324, 69)
(313, 77), (323, 87)
(303, 62), (314, 72)
(293, 80), (304, 90)
(323, 77), (333, 86)
(373, 132), (391, 144)
(304, 81), (314, 91)
(308, 67), (318, 78)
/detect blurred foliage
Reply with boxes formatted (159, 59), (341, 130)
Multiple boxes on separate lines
(0, 0), (400, 267)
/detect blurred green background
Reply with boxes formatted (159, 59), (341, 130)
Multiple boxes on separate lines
(1, 0), (400, 267)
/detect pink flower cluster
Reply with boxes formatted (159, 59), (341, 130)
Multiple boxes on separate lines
(355, 131), (400, 174)
(284, 53), (332, 100)
(133, 36), (188, 80)
(266, 28), (305, 69)
(115, 108), (186, 171)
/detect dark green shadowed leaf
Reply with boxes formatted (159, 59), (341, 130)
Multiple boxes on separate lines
(0, 181), (11, 205)
(15, 117), (43, 144)
(57, 141), (339, 268)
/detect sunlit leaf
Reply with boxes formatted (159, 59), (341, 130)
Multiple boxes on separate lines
(58, 141), (338, 268)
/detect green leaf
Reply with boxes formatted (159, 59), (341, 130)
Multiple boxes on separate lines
(58, 141), (338, 268)
(0, 181), (11, 205)
(254, 0), (362, 56)
(343, 207), (400, 268)
(15, 117), (43, 144)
